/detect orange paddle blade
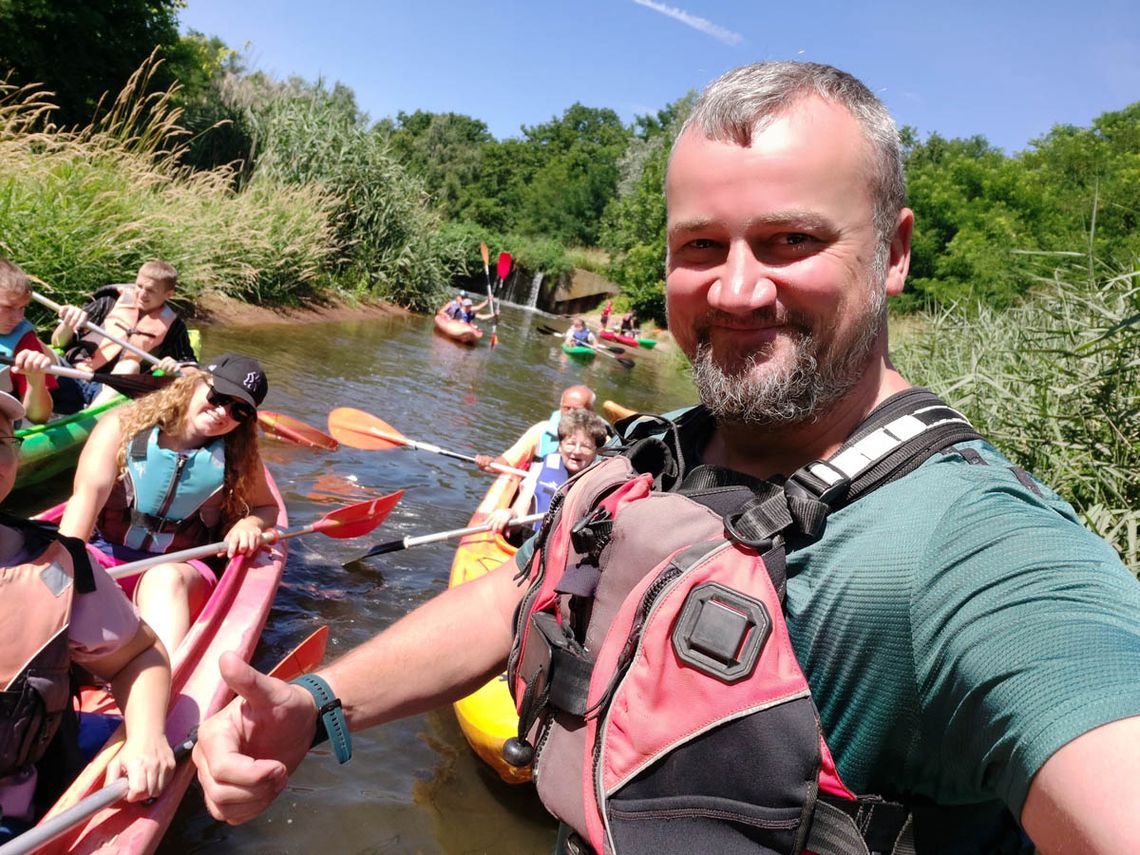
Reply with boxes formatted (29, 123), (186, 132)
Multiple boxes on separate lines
(266, 626), (329, 679)
(258, 410), (339, 450)
(480, 241), (490, 267)
(311, 490), (403, 539)
(327, 407), (408, 450)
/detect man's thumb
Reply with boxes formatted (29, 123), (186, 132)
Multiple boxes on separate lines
(219, 650), (295, 711)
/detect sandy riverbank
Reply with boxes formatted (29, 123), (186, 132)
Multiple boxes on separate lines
(188, 291), (410, 327)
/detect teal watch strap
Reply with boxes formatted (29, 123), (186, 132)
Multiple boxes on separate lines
(290, 674), (352, 764)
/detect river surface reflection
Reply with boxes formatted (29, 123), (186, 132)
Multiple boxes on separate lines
(16, 305), (696, 854)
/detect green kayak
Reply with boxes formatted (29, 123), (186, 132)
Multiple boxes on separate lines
(561, 343), (596, 361)
(637, 337), (657, 349)
(15, 394), (127, 489)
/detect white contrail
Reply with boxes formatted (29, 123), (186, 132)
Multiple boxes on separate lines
(631, 0), (744, 46)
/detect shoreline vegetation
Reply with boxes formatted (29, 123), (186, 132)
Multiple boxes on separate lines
(0, 52), (1135, 574)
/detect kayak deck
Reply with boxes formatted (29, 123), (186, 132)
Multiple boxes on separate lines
(32, 468), (289, 854)
(434, 313), (483, 346)
(14, 395), (127, 490)
(561, 343), (595, 360)
(447, 433), (537, 785)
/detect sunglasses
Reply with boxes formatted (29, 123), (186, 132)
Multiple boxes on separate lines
(205, 386), (256, 422)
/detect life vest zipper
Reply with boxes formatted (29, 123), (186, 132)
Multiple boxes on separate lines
(139, 451), (191, 552)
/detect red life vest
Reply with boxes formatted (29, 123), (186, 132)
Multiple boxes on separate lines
(506, 391), (983, 854)
(78, 287), (177, 372)
(0, 523), (94, 778)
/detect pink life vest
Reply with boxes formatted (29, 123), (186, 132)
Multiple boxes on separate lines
(78, 287), (177, 372)
(506, 392), (983, 854)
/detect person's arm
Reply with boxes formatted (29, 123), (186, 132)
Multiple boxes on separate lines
(193, 556), (523, 825)
(470, 298), (490, 312)
(59, 413), (124, 541)
(1020, 717), (1140, 852)
(222, 465), (279, 557)
(88, 618), (175, 801)
(52, 294), (110, 349)
(11, 346), (54, 424)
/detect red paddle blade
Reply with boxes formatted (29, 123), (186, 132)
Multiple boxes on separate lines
(497, 251), (512, 281)
(258, 410), (339, 450)
(480, 241), (490, 267)
(327, 407), (407, 450)
(490, 331), (499, 348)
(266, 626), (328, 679)
(312, 490), (403, 539)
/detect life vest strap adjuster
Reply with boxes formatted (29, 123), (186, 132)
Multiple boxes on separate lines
(671, 582), (771, 684)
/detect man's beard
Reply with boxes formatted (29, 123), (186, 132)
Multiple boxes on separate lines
(689, 269), (887, 427)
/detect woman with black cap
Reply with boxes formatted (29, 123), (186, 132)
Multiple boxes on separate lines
(60, 353), (276, 655)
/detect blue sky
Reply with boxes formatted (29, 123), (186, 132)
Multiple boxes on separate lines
(180, 0), (1139, 154)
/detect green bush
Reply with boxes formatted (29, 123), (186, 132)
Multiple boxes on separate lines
(0, 64), (339, 315)
(894, 251), (1139, 573)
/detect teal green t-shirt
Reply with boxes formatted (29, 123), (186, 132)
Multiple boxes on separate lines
(514, 432), (1140, 824)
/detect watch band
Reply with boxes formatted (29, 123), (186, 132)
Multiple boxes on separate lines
(290, 674), (352, 764)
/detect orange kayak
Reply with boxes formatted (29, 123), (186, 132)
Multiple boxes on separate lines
(434, 312), (483, 345)
(30, 469), (289, 854)
(447, 431), (537, 784)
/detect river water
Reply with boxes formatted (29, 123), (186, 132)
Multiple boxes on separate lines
(17, 306), (696, 854)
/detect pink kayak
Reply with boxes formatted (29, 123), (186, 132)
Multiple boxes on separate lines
(434, 313), (483, 346)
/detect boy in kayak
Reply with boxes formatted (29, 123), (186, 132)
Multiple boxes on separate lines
(0, 389), (173, 842)
(50, 260), (198, 407)
(563, 317), (596, 347)
(0, 259), (59, 425)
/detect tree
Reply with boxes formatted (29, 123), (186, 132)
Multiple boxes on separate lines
(0, 0), (181, 126)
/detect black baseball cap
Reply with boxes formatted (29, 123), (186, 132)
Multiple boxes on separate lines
(204, 353), (269, 408)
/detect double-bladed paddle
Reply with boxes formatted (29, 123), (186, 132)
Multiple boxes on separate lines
(480, 242), (499, 348)
(0, 626), (330, 855)
(31, 291), (338, 449)
(0, 353), (174, 399)
(585, 340), (636, 369)
(344, 512), (544, 566)
(327, 407), (528, 477)
(537, 325), (628, 355)
(106, 492), (403, 580)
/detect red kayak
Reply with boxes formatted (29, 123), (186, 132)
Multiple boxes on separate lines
(434, 312), (483, 346)
(599, 329), (638, 347)
(30, 469), (290, 854)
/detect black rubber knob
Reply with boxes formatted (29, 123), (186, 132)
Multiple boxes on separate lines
(502, 737), (535, 767)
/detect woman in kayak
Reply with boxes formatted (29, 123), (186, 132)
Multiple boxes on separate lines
(563, 317), (596, 347)
(60, 353), (277, 656)
(486, 408), (609, 536)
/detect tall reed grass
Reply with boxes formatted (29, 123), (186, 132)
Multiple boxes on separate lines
(0, 56), (340, 317)
(894, 252), (1139, 572)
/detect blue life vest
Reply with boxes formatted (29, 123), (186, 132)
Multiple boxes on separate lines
(120, 428), (226, 553)
(569, 327), (591, 344)
(0, 319), (34, 358)
(531, 451), (569, 519)
(536, 409), (562, 458)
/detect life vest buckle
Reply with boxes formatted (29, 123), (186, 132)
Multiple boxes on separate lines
(785, 460), (851, 506)
(671, 582), (771, 684)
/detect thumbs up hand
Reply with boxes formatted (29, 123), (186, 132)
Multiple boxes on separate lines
(192, 652), (320, 825)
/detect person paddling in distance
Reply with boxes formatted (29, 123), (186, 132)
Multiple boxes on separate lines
(50, 260), (198, 408)
(475, 384), (600, 472)
(0, 259), (59, 424)
(562, 316), (596, 347)
(485, 409), (608, 536)
(192, 61), (1140, 853)
(0, 390), (174, 843)
(59, 353), (276, 657)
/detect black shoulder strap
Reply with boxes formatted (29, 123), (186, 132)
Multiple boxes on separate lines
(129, 428), (150, 461)
(58, 535), (96, 594)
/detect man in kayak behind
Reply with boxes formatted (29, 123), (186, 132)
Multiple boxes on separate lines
(193, 60), (1140, 852)
(50, 260), (198, 409)
(0, 389), (173, 843)
(0, 258), (60, 424)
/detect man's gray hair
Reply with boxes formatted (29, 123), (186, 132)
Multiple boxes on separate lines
(678, 61), (906, 246)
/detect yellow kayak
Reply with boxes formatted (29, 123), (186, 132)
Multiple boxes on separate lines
(447, 431), (539, 784)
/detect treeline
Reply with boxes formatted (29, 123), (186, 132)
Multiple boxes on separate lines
(1, 0), (1137, 323)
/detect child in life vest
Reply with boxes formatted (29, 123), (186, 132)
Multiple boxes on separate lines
(50, 260), (197, 407)
(0, 390), (173, 842)
(59, 354), (277, 656)
(0, 259), (59, 424)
